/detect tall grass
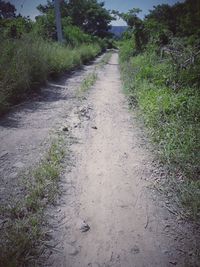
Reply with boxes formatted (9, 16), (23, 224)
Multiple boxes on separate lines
(0, 34), (101, 115)
(119, 41), (200, 218)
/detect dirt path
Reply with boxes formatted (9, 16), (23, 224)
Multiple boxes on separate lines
(0, 55), (103, 204)
(46, 53), (199, 267)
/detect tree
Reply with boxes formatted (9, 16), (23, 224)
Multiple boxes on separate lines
(37, 0), (113, 38)
(0, 0), (16, 19)
(0, 1), (32, 38)
(173, 0), (200, 39)
(145, 4), (175, 34)
(113, 8), (147, 51)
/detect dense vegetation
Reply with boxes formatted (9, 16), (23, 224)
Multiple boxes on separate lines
(0, 1), (114, 266)
(0, 0), (113, 115)
(119, 0), (200, 218)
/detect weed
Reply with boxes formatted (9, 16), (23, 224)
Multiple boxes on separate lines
(119, 44), (200, 219)
(77, 71), (98, 97)
(0, 137), (66, 266)
(98, 51), (113, 67)
(0, 34), (101, 115)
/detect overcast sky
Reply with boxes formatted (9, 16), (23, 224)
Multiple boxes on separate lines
(8, 0), (183, 26)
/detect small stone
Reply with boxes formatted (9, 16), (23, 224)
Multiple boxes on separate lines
(131, 245), (140, 254)
(169, 261), (177, 265)
(13, 162), (25, 168)
(0, 151), (8, 158)
(0, 219), (7, 226)
(188, 251), (193, 256)
(62, 127), (69, 132)
(162, 249), (169, 254)
(80, 221), (90, 232)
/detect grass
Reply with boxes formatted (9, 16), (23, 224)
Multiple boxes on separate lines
(76, 69), (98, 98)
(0, 34), (101, 115)
(77, 51), (113, 97)
(0, 136), (66, 267)
(119, 42), (200, 219)
(98, 51), (113, 67)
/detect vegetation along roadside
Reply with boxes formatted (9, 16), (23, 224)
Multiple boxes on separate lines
(0, 0), (115, 265)
(0, 135), (66, 267)
(118, 0), (200, 219)
(0, 0), (115, 116)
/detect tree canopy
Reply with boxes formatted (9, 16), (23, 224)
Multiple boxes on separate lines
(118, 0), (200, 51)
(0, 0), (16, 19)
(37, 0), (113, 38)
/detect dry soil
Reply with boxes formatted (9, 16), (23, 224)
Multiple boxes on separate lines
(0, 52), (199, 267)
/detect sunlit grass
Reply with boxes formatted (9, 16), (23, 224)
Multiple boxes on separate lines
(119, 42), (200, 219)
(0, 34), (101, 115)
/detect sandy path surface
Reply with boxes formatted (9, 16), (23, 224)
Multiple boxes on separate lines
(0, 55), (103, 204)
(47, 53), (199, 267)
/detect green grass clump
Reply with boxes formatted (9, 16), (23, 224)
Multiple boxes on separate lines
(98, 51), (113, 66)
(77, 71), (98, 97)
(0, 34), (101, 115)
(77, 51), (113, 97)
(119, 43), (200, 218)
(0, 137), (65, 267)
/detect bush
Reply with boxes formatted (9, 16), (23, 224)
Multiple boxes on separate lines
(0, 34), (101, 115)
(63, 25), (92, 46)
(119, 39), (136, 62)
(119, 41), (200, 218)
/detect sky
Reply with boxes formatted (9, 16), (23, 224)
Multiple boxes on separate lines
(8, 0), (183, 26)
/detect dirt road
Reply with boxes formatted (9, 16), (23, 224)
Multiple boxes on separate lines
(0, 52), (198, 266)
(46, 53), (199, 267)
(0, 55), (103, 204)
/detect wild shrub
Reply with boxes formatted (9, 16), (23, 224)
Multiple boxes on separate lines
(119, 39), (136, 62)
(0, 34), (101, 115)
(63, 25), (92, 46)
(119, 40), (200, 218)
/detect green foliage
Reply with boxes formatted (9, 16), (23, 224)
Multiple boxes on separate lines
(0, 1), (32, 38)
(120, 0), (200, 53)
(37, 0), (113, 39)
(0, 16), (32, 38)
(0, 0), (16, 19)
(180, 180), (200, 219)
(0, 137), (65, 266)
(145, 4), (176, 34)
(114, 8), (147, 51)
(119, 39), (136, 62)
(119, 0), (200, 219)
(0, 0), (109, 115)
(98, 51), (113, 66)
(78, 71), (97, 96)
(0, 34), (101, 115)
(63, 24), (92, 46)
(119, 42), (200, 218)
(34, 9), (57, 40)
